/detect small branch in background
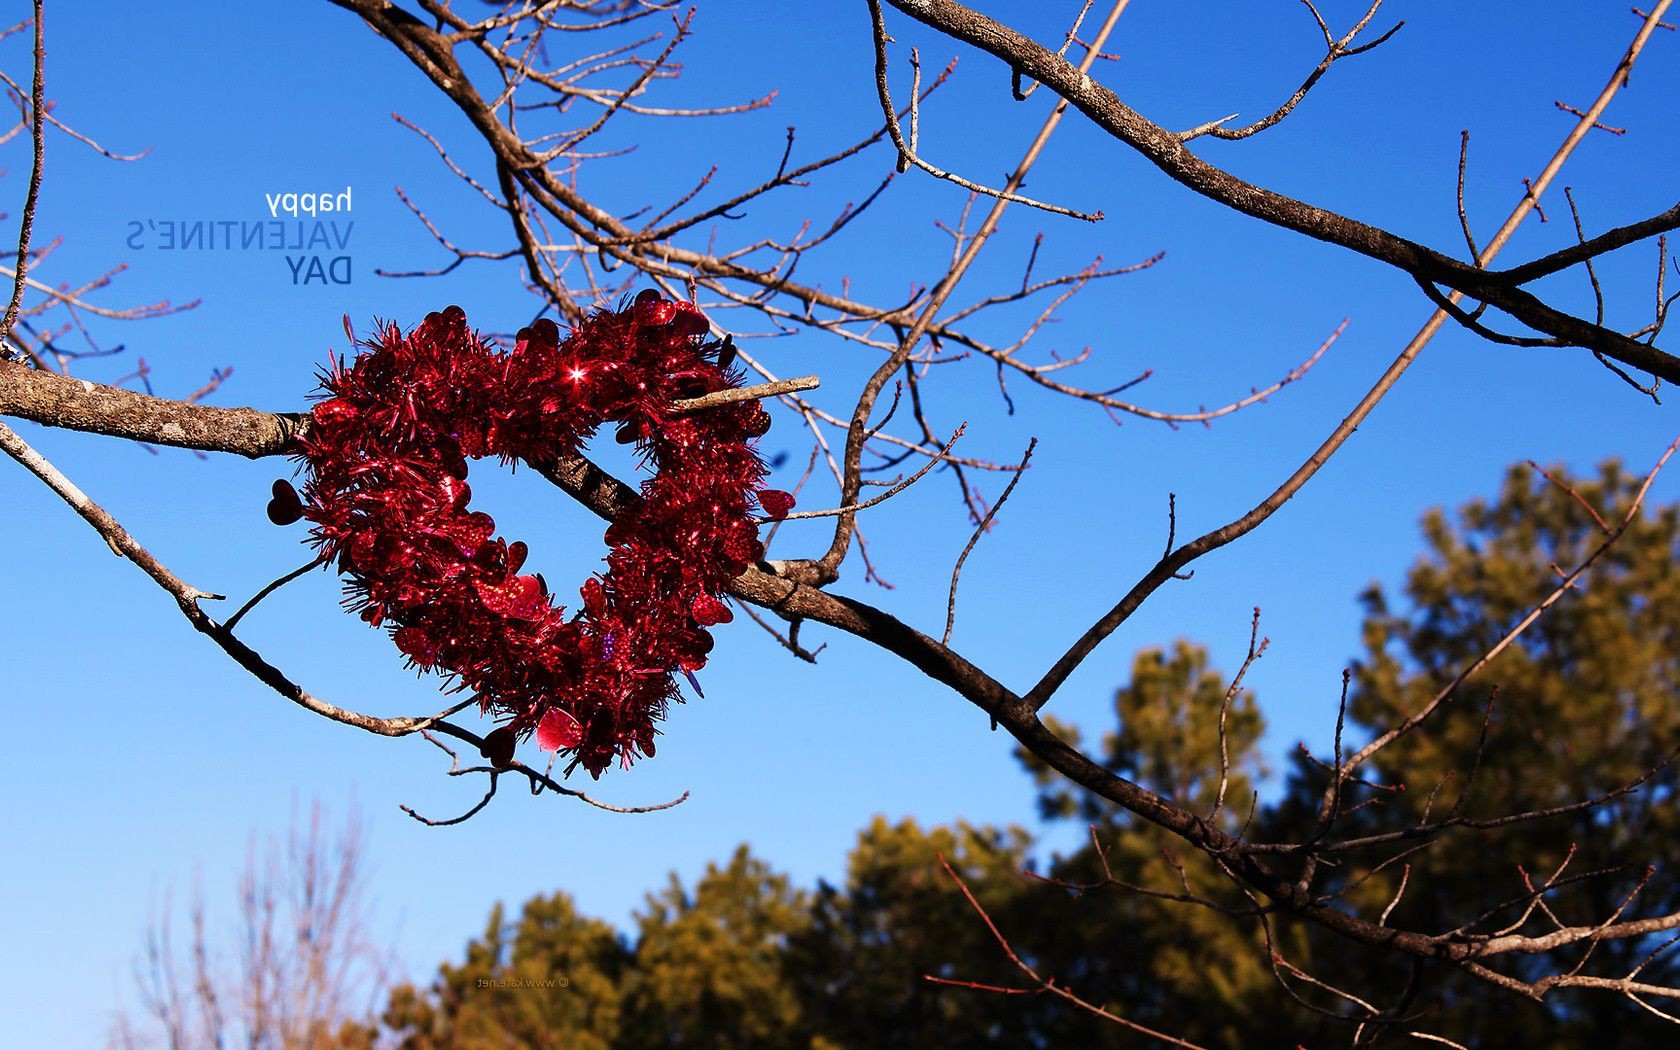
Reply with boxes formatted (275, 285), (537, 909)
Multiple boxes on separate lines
(1629, 6), (1677, 29)
(1209, 608), (1268, 825)
(1322, 433), (1680, 815)
(943, 438), (1034, 646)
(866, 0), (1103, 221)
(1555, 99), (1626, 134)
(1457, 131), (1480, 261)
(223, 558), (322, 632)
(113, 801), (390, 1049)
(672, 374), (818, 413)
(1521, 177), (1550, 222)
(778, 423), (965, 522)
(929, 852), (1212, 1049)
(0, 0), (45, 348)
(1175, 0), (1403, 142)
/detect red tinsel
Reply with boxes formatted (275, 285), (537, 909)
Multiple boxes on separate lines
(295, 296), (793, 777)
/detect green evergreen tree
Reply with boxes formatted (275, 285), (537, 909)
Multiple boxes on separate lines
(622, 846), (814, 1048)
(1018, 640), (1287, 1049)
(1260, 461), (1680, 1046)
(1023, 639), (1265, 822)
(367, 462), (1680, 1047)
(379, 893), (630, 1050)
(792, 816), (1072, 1048)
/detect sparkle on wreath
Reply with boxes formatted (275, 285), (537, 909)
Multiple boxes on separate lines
(293, 294), (792, 777)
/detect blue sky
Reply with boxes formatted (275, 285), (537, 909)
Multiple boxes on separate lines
(3, 2), (1678, 1044)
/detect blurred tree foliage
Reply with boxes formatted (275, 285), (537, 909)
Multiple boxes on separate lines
(364, 463), (1680, 1048)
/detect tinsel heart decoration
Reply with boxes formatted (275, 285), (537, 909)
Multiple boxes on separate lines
(293, 296), (793, 777)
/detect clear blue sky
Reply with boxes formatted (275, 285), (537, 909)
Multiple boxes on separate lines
(3, 3), (1677, 1045)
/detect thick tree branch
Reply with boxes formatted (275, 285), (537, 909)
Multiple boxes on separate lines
(5, 279), (1667, 1006)
(0, 360), (306, 454)
(1492, 202), (1680, 286)
(329, 0), (929, 332)
(9, 3), (1679, 1023)
(1020, 9), (1662, 710)
(880, 0), (1680, 383)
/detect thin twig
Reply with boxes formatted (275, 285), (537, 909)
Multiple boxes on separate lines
(943, 439), (1035, 645)
(671, 374), (818, 413)
(930, 852), (1211, 1049)
(0, 1), (45, 346)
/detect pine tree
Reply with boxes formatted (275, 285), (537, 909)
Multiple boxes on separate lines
(1016, 640), (1285, 1048)
(368, 462), (1680, 1046)
(379, 894), (630, 1050)
(623, 846), (812, 1048)
(1261, 461), (1680, 1046)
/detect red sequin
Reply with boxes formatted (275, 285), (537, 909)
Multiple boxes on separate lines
(757, 489), (796, 520)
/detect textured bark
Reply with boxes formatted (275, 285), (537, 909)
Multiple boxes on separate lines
(0, 361), (306, 456)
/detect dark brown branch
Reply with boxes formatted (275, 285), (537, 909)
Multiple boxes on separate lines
(880, 0), (1680, 383)
(0, 1), (44, 347)
(930, 852), (1212, 1048)
(1177, 1), (1402, 143)
(1019, 3), (1670, 712)
(1493, 202), (1680, 286)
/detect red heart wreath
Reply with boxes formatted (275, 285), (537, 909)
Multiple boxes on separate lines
(292, 295), (792, 777)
